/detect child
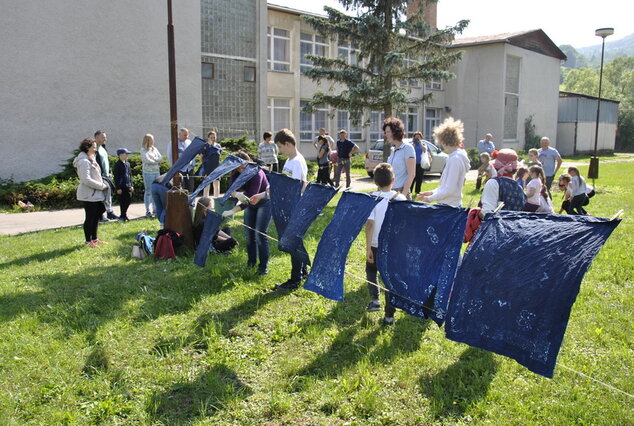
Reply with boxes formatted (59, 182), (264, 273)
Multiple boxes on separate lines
(113, 148), (134, 221)
(365, 163), (407, 325)
(566, 167), (589, 215)
(200, 130), (221, 198)
(192, 196), (238, 253)
(524, 165), (545, 212)
(514, 167), (528, 189)
(526, 148), (542, 168)
(316, 135), (333, 186)
(273, 129), (308, 290)
(476, 152), (497, 190)
(258, 131), (279, 173)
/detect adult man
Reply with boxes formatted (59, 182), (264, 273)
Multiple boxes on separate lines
(312, 128), (335, 152)
(94, 130), (118, 221)
(168, 128), (195, 192)
(537, 136), (562, 190)
(333, 129), (359, 189)
(477, 133), (496, 155)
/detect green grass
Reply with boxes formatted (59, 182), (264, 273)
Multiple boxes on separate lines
(0, 162), (632, 424)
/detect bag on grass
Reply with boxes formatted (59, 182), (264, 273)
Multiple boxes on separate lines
(154, 229), (183, 260)
(136, 232), (155, 256)
(131, 243), (147, 259)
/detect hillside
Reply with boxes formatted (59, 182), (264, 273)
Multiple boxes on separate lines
(563, 33), (634, 69)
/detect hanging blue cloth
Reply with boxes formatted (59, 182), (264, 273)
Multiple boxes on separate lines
(193, 211), (223, 267)
(278, 183), (337, 265)
(219, 163), (261, 204)
(304, 191), (381, 301)
(377, 201), (467, 325)
(187, 154), (246, 204)
(162, 136), (206, 186)
(445, 211), (620, 378)
(268, 172), (303, 240)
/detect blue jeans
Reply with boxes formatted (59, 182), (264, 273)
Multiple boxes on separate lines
(143, 172), (159, 213)
(151, 183), (168, 226)
(243, 199), (272, 272)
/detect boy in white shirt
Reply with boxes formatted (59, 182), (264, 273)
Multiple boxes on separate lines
(365, 163), (407, 325)
(273, 129), (309, 290)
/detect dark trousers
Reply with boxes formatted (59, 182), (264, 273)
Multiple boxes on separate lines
(290, 251), (308, 284)
(266, 163), (279, 173)
(567, 194), (588, 215)
(316, 164), (333, 186)
(83, 201), (105, 242)
(366, 246), (395, 317)
(410, 164), (424, 194)
(243, 199), (272, 272)
(119, 187), (131, 218)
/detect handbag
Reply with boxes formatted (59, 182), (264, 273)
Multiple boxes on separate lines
(102, 175), (115, 192)
(131, 243), (147, 259)
(420, 151), (431, 169)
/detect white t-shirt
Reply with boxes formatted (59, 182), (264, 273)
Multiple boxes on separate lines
(367, 190), (407, 247)
(526, 177), (542, 205)
(282, 153), (308, 181)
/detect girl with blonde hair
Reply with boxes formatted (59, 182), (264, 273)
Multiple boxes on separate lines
(141, 133), (163, 217)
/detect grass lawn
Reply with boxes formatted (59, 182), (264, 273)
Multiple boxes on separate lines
(0, 162), (632, 424)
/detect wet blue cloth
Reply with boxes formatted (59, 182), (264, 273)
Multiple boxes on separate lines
(445, 211), (620, 378)
(193, 211), (223, 267)
(377, 202), (467, 325)
(268, 172), (303, 240)
(304, 191), (381, 301)
(279, 183), (337, 265)
(219, 163), (261, 203)
(188, 155), (246, 204)
(162, 137), (206, 186)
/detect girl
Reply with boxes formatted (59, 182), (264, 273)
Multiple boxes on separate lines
(567, 167), (589, 215)
(316, 135), (333, 186)
(514, 167), (528, 189)
(141, 134), (163, 218)
(192, 197), (237, 253)
(199, 130), (221, 198)
(476, 152), (497, 190)
(524, 165), (545, 212)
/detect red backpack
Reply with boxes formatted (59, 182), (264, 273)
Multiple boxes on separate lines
(154, 230), (183, 260)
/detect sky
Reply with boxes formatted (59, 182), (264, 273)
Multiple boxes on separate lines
(269, 0), (632, 48)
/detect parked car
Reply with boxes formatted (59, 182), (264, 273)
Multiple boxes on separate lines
(364, 138), (447, 177)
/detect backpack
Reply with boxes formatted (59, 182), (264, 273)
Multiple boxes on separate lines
(154, 229), (183, 260)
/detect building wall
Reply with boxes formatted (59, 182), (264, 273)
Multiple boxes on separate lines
(556, 122), (617, 156)
(0, 0), (201, 182)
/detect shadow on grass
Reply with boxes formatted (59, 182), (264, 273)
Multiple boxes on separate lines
(146, 364), (251, 423)
(419, 347), (497, 420)
(0, 245), (82, 269)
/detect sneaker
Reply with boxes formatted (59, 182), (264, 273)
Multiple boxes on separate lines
(118, 216), (129, 222)
(85, 241), (99, 248)
(107, 211), (119, 220)
(274, 280), (299, 290)
(257, 268), (268, 276)
(99, 216), (110, 223)
(382, 316), (395, 326)
(366, 301), (381, 312)
(145, 211), (153, 218)
(92, 238), (109, 245)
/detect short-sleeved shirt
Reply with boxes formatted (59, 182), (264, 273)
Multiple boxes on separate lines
(526, 177), (542, 205)
(282, 153), (308, 181)
(477, 140), (495, 154)
(537, 147), (561, 177)
(387, 141), (416, 189)
(318, 144), (330, 165)
(367, 190), (407, 247)
(336, 139), (355, 159)
(258, 142), (278, 164)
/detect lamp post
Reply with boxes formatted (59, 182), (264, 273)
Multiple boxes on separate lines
(587, 27), (614, 180)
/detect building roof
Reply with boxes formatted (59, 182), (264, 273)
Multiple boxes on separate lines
(452, 29), (567, 60)
(560, 91), (619, 104)
(268, 3), (325, 19)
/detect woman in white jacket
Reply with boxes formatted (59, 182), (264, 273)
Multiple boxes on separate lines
(418, 118), (471, 207)
(141, 134), (163, 217)
(73, 138), (108, 247)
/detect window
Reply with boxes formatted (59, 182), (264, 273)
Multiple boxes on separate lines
(243, 66), (255, 82)
(300, 101), (328, 142)
(504, 55), (521, 140)
(425, 78), (442, 90)
(401, 106), (418, 136)
(337, 40), (358, 66)
(202, 62), (214, 79)
(336, 110), (362, 141)
(369, 111), (385, 142)
(425, 108), (442, 139)
(300, 33), (329, 72)
(267, 27), (290, 72)
(268, 98), (290, 131)
(400, 57), (420, 87)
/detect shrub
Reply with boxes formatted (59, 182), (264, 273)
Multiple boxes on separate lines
(466, 148), (481, 170)
(524, 115), (541, 150)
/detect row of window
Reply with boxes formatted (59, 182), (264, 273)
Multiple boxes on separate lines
(202, 62), (256, 82)
(268, 98), (443, 143)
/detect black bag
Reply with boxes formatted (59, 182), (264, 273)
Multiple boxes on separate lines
(102, 175), (115, 192)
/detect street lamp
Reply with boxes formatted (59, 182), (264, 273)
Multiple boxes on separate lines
(587, 27), (614, 180)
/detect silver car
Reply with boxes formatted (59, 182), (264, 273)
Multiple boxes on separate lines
(364, 138), (447, 177)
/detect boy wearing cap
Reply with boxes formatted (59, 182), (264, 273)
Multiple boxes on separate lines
(113, 148), (134, 221)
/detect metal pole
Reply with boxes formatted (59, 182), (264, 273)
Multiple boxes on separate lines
(167, 0), (180, 186)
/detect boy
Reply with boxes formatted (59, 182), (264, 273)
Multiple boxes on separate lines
(365, 163), (406, 325)
(273, 129), (308, 290)
(113, 148), (134, 221)
(258, 131), (279, 172)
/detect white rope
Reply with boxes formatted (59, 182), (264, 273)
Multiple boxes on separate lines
(559, 364), (634, 399)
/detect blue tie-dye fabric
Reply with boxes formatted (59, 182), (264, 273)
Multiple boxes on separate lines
(188, 155), (246, 204)
(219, 163), (261, 203)
(304, 191), (381, 301)
(268, 172), (303, 240)
(162, 137), (206, 186)
(377, 201), (467, 325)
(278, 183), (337, 265)
(445, 211), (620, 378)
(193, 211), (223, 268)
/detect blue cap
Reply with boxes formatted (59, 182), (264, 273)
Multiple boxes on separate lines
(116, 148), (132, 155)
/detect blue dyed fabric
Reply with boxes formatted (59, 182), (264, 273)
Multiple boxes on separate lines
(304, 191), (381, 301)
(496, 177), (526, 212)
(279, 183), (337, 265)
(377, 202), (467, 325)
(268, 172), (303, 240)
(188, 155), (246, 204)
(193, 211), (223, 268)
(445, 211), (620, 378)
(219, 163), (261, 203)
(162, 137), (206, 185)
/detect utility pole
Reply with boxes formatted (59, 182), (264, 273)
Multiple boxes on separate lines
(167, 0), (180, 186)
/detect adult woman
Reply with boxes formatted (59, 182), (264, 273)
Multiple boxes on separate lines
(73, 137), (109, 247)
(224, 151), (271, 275)
(384, 117), (416, 200)
(410, 131), (429, 196)
(199, 130), (221, 198)
(419, 117), (471, 207)
(141, 133), (163, 217)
